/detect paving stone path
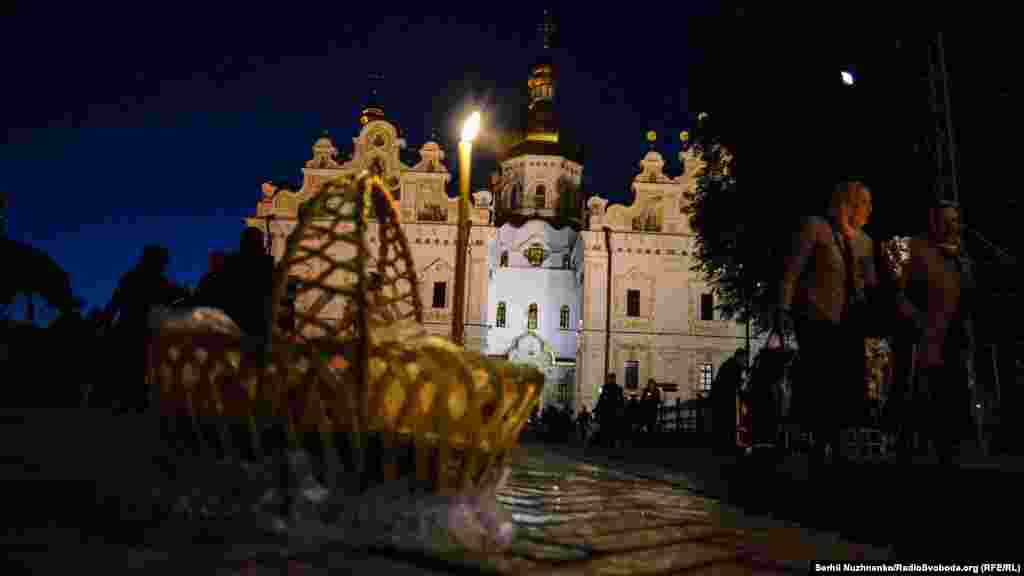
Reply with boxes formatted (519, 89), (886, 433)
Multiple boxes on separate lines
(3, 410), (891, 574)
(206, 445), (888, 574)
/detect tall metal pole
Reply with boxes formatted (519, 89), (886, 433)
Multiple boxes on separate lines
(936, 31), (959, 206)
(452, 140), (472, 346)
(602, 226), (613, 381)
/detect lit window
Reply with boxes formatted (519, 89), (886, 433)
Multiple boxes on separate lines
(526, 244), (545, 267)
(700, 363), (713, 393)
(432, 282), (447, 309)
(625, 360), (639, 390)
(527, 303), (538, 330)
(559, 305), (570, 330)
(627, 289), (641, 317)
(700, 293), (714, 321)
(496, 302), (506, 327)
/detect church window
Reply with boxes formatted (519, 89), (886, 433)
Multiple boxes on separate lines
(418, 203), (447, 222)
(562, 254), (571, 269)
(625, 360), (640, 391)
(534, 185), (546, 209)
(558, 374), (571, 404)
(700, 363), (713, 393)
(700, 293), (714, 321)
(627, 289), (641, 317)
(496, 302), (507, 327)
(432, 281), (447, 309)
(559, 305), (570, 330)
(500, 251), (509, 267)
(527, 303), (538, 330)
(526, 244), (546, 267)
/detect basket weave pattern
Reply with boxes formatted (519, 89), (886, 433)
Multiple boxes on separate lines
(148, 173), (543, 495)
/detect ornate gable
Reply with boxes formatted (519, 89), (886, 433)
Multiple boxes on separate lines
(305, 136), (342, 170)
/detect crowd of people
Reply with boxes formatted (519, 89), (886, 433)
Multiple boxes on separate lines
(529, 181), (982, 479)
(776, 182), (978, 475)
(528, 375), (664, 448)
(89, 180), (982, 478)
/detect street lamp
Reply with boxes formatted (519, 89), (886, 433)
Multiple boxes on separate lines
(452, 111), (481, 346)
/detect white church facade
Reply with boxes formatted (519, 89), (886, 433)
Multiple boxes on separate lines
(247, 48), (765, 413)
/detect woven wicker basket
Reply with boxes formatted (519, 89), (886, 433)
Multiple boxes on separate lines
(147, 172), (542, 496)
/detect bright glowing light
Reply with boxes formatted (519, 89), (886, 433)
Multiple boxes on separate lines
(461, 111), (481, 143)
(841, 70), (855, 86)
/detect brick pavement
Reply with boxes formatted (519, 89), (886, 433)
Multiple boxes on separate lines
(493, 445), (890, 574)
(2, 411), (894, 573)
(535, 437), (1024, 559)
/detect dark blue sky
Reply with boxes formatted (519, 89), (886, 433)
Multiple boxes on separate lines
(2, 5), (725, 312)
(5, 6), (1018, 317)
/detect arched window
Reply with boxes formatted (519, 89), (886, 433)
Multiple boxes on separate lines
(527, 303), (538, 330)
(534, 185), (546, 209)
(496, 302), (507, 327)
(559, 305), (570, 330)
(500, 251), (509, 267)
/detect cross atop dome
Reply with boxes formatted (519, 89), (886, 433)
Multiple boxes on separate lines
(538, 10), (556, 50)
(361, 72), (386, 125)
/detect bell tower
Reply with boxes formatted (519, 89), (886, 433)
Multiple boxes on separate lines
(496, 10), (583, 226)
(526, 10), (558, 143)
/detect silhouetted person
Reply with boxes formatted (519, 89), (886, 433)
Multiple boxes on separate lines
(900, 200), (975, 467)
(104, 244), (186, 411)
(626, 395), (641, 441)
(595, 373), (624, 448)
(776, 181), (890, 477)
(713, 349), (747, 453)
(221, 228), (274, 341)
(641, 379), (661, 436)
(194, 250), (229, 310)
(578, 406), (592, 444)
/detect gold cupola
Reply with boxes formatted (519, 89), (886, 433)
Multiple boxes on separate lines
(525, 10), (559, 144)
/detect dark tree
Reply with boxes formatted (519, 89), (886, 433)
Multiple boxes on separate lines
(1, 238), (80, 323)
(683, 114), (778, 334)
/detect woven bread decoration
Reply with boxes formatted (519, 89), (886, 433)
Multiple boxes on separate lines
(149, 172), (543, 496)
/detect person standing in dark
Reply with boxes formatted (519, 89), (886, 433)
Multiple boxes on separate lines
(194, 250), (229, 310)
(712, 349), (747, 454)
(595, 372), (624, 448)
(775, 181), (909, 478)
(641, 378), (662, 437)
(104, 244), (186, 412)
(578, 406), (592, 445)
(900, 201), (975, 467)
(221, 227), (274, 342)
(625, 395), (641, 442)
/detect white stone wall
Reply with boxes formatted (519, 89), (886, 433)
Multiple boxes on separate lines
(486, 266), (578, 360)
(250, 128), (770, 417)
(576, 146), (768, 412)
(485, 221), (579, 362)
(499, 154), (582, 217)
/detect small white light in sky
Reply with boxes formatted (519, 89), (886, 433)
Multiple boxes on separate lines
(841, 70), (855, 86)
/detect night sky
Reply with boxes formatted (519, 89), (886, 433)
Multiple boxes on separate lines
(2, 5), (727, 316)
(3, 5), (1019, 319)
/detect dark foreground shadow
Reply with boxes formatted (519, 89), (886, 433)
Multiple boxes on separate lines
(723, 455), (1021, 560)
